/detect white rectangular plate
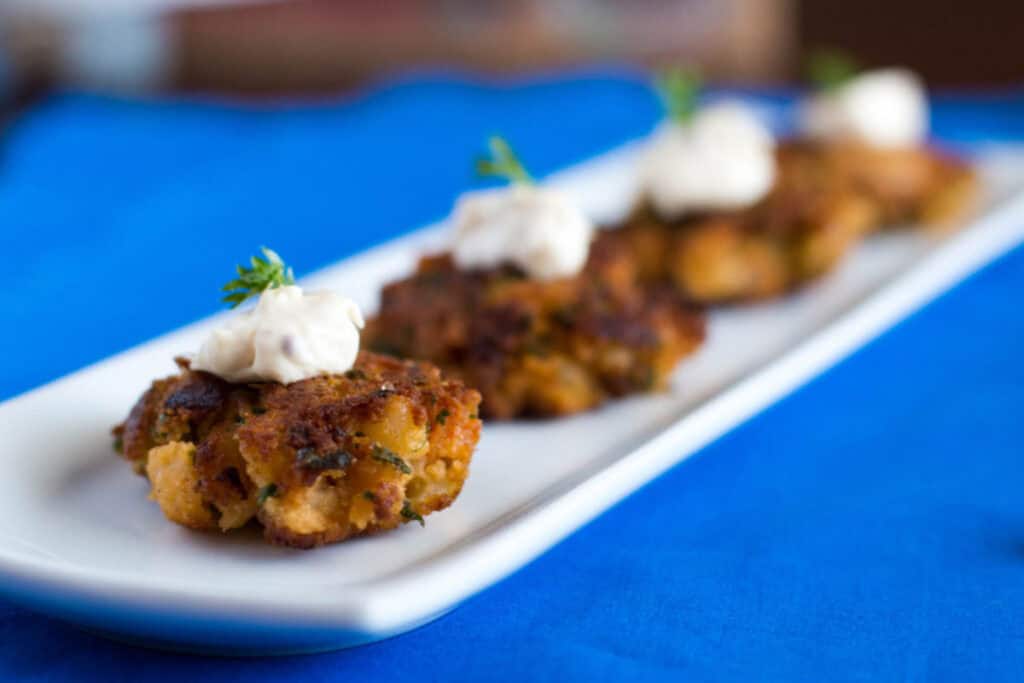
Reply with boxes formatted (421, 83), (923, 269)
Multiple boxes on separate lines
(2, 144), (1024, 655)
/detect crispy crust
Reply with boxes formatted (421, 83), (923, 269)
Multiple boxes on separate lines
(114, 352), (481, 549)
(364, 245), (705, 419)
(608, 141), (976, 303)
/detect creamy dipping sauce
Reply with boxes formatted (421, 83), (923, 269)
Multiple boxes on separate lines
(451, 184), (595, 280)
(801, 68), (928, 149)
(639, 102), (777, 220)
(192, 285), (364, 384)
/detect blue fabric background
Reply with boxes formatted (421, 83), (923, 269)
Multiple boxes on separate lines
(1, 70), (1023, 680)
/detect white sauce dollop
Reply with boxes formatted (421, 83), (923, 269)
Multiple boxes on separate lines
(451, 184), (594, 280)
(801, 68), (928, 148)
(639, 102), (777, 220)
(192, 285), (364, 384)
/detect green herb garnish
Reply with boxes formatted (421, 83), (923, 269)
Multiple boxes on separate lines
(371, 444), (412, 474)
(806, 49), (859, 92)
(257, 483), (279, 505)
(475, 136), (533, 185)
(401, 500), (425, 527)
(295, 448), (352, 471)
(655, 66), (702, 123)
(112, 435), (123, 454)
(363, 491), (378, 502)
(221, 247), (295, 309)
(436, 409), (450, 426)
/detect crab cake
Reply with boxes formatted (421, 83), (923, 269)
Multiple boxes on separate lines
(623, 89), (867, 303)
(786, 141), (977, 227)
(364, 135), (706, 419)
(114, 352), (481, 549)
(364, 248), (705, 419)
(797, 64), (977, 228)
(617, 66), (975, 306)
(610, 148), (880, 303)
(613, 136), (975, 304)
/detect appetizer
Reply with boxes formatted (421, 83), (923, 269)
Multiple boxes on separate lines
(114, 248), (482, 548)
(797, 52), (976, 227)
(365, 138), (705, 419)
(608, 64), (974, 304)
(605, 68), (878, 303)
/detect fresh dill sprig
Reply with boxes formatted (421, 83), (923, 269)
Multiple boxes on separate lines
(221, 247), (295, 309)
(655, 66), (702, 124)
(475, 136), (534, 185)
(806, 49), (859, 92)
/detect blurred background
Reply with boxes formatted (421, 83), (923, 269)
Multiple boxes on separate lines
(1, 0), (1021, 108)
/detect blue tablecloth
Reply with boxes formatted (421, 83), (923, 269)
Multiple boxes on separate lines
(2, 70), (1023, 681)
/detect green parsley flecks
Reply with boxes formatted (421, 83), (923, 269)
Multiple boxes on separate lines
(295, 448), (353, 471)
(371, 444), (412, 474)
(257, 483), (279, 506)
(401, 500), (425, 527)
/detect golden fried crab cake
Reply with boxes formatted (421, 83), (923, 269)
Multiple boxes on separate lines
(364, 136), (706, 419)
(614, 138), (972, 304)
(612, 66), (975, 305)
(778, 141), (976, 229)
(608, 162), (878, 303)
(364, 253), (705, 419)
(114, 351), (481, 549)
(795, 59), (977, 228)
(619, 76), (873, 303)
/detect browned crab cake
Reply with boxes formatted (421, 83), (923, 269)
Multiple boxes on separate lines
(779, 140), (977, 228)
(608, 139), (974, 304)
(364, 246), (705, 420)
(608, 171), (878, 303)
(113, 351), (481, 549)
